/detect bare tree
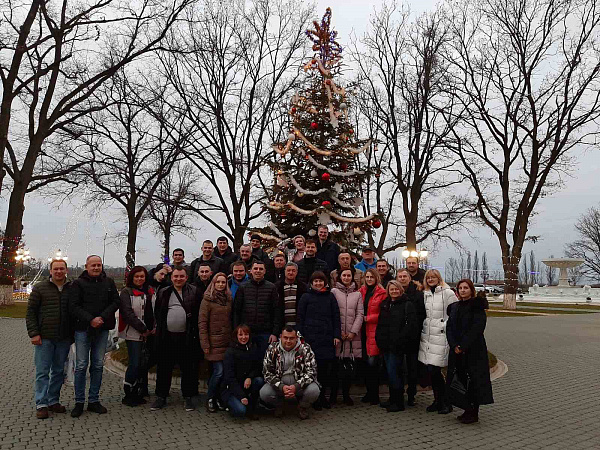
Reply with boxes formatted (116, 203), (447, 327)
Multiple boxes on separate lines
(147, 163), (202, 261)
(155, 0), (313, 248)
(447, 0), (600, 309)
(70, 70), (185, 270)
(529, 250), (537, 285)
(473, 250), (479, 283)
(0, 0), (192, 302)
(520, 253), (529, 286)
(545, 255), (557, 286)
(566, 206), (600, 282)
(481, 252), (489, 284)
(352, 3), (473, 256)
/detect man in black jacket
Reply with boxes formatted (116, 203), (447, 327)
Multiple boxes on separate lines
(151, 267), (202, 412)
(26, 259), (72, 419)
(189, 240), (226, 284)
(215, 236), (239, 275)
(192, 262), (213, 299)
(233, 261), (282, 354)
(406, 256), (426, 284)
(273, 253), (287, 283)
(296, 239), (329, 285)
(275, 262), (307, 327)
(377, 259), (395, 288)
(149, 248), (188, 284)
(250, 235), (276, 282)
(316, 225), (340, 274)
(69, 255), (120, 417)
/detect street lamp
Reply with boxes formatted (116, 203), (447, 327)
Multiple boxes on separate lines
(402, 248), (429, 269)
(48, 249), (68, 264)
(15, 248), (32, 293)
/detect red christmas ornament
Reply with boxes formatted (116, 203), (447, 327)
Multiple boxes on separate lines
(325, 79), (332, 85)
(291, 107), (297, 114)
(321, 172), (330, 182)
(322, 200), (331, 207)
(280, 212), (287, 217)
(341, 163), (348, 171)
(349, 128), (354, 134)
(305, 155), (310, 160)
(310, 122), (318, 130)
(375, 172), (381, 178)
(372, 219), (382, 229)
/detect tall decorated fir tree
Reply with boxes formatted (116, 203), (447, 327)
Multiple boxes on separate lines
(260, 8), (379, 250)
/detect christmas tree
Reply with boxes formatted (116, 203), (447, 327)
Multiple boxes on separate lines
(259, 8), (378, 249)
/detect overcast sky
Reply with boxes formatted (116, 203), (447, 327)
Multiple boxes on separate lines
(5, 0), (599, 278)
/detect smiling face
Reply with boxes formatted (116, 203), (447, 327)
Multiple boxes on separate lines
(305, 242), (317, 257)
(202, 242), (213, 258)
(232, 264), (246, 281)
(338, 252), (351, 269)
(50, 260), (67, 283)
(311, 278), (325, 290)
(133, 271), (146, 288)
(340, 269), (353, 287)
(281, 329), (298, 351)
(426, 274), (439, 288)
(294, 237), (305, 250)
(217, 240), (228, 253)
(198, 266), (212, 281)
(388, 284), (401, 299)
(171, 268), (188, 289)
(457, 282), (472, 300)
(285, 265), (298, 283)
(237, 328), (250, 345)
(376, 260), (388, 276)
(397, 271), (411, 287)
(251, 262), (266, 281)
(251, 239), (261, 249)
(365, 271), (376, 286)
(172, 250), (184, 264)
(239, 246), (252, 261)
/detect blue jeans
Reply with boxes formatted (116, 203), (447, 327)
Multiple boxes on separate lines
(227, 377), (264, 417)
(125, 340), (142, 387)
(74, 330), (109, 404)
(34, 339), (71, 409)
(384, 352), (404, 392)
(206, 361), (224, 399)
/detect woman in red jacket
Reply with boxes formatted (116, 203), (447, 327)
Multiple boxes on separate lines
(359, 268), (387, 405)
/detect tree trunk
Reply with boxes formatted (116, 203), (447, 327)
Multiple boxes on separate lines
(501, 243), (521, 310)
(405, 214), (418, 251)
(232, 227), (246, 252)
(0, 182), (27, 304)
(125, 217), (138, 274)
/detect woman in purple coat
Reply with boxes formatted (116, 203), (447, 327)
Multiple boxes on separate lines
(330, 267), (364, 405)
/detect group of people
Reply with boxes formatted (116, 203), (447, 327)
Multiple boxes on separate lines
(26, 224), (493, 423)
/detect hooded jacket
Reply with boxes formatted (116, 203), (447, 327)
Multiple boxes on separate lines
(262, 332), (318, 391)
(354, 258), (378, 273)
(26, 278), (72, 341)
(69, 271), (120, 331)
(418, 285), (458, 367)
(228, 274), (249, 299)
(199, 288), (232, 361)
(331, 282), (364, 358)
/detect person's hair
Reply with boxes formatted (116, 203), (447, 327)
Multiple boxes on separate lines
(172, 265), (188, 275)
(49, 259), (67, 270)
(406, 256), (419, 263)
(377, 259), (389, 267)
(239, 244), (251, 251)
(423, 269), (448, 289)
(232, 324), (251, 342)
(386, 280), (405, 297)
(198, 261), (212, 269)
(172, 248), (185, 256)
(285, 262), (298, 270)
(274, 253), (286, 260)
(204, 272), (232, 301)
(251, 260), (265, 268)
(305, 238), (317, 247)
(338, 251), (351, 259)
(456, 278), (476, 299)
(363, 268), (382, 287)
(126, 266), (149, 288)
(309, 270), (328, 285)
(217, 236), (228, 243)
(85, 254), (102, 264)
(202, 240), (213, 247)
(317, 224), (328, 231)
(396, 268), (423, 291)
(231, 260), (246, 271)
(282, 325), (296, 333)
(293, 235), (305, 243)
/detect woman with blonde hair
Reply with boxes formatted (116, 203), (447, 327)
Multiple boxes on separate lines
(199, 272), (233, 412)
(418, 269), (458, 414)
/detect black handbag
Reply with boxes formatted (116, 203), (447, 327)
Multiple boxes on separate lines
(338, 341), (357, 380)
(447, 365), (471, 410)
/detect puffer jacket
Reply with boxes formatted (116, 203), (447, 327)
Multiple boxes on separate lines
(418, 285), (458, 367)
(297, 288), (341, 360)
(262, 332), (318, 390)
(331, 282), (363, 358)
(296, 256), (329, 285)
(199, 290), (232, 361)
(118, 287), (155, 341)
(69, 271), (120, 331)
(221, 340), (263, 402)
(233, 277), (282, 335)
(26, 279), (72, 341)
(215, 246), (239, 274)
(359, 284), (387, 357)
(316, 239), (340, 273)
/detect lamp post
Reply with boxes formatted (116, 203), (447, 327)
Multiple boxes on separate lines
(402, 248), (428, 269)
(47, 249), (68, 265)
(15, 248), (31, 293)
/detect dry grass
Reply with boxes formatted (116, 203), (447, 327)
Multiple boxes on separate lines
(0, 303), (28, 318)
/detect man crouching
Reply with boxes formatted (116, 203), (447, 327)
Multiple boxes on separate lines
(260, 326), (320, 420)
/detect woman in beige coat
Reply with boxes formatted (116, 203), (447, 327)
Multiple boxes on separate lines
(199, 272), (232, 412)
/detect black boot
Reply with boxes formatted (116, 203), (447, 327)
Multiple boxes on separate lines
(122, 384), (138, 407)
(460, 405), (479, 424)
(407, 384), (416, 406)
(329, 387), (338, 405)
(426, 387), (439, 412)
(438, 399), (453, 414)
(386, 388), (404, 412)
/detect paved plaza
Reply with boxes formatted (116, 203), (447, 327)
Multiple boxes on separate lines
(1, 314), (599, 450)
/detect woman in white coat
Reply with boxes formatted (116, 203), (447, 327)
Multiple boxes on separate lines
(418, 269), (458, 414)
